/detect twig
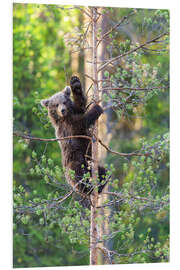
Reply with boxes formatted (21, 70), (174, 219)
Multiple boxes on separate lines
(75, 6), (92, 19)
(97, 246), (113, 264)
(13, 131), (92, 142)
(84, 73), (96, 82)
(56, 190), (74, 204)
(104, 191), (169, 205)
(96, 11), (135, 48)
(97, 199), (123, 209)
(100, 86), (164, 92)
(13, 131), (149, 157)
(98, 32), (169, 73)
(14, 190), (74, 212)
(82, 21), (92, 41)
(71, 46), (93, 54)
(56, 5), (92, 19)
(97, 137), (150, 157)
(103, 247), (150, 258)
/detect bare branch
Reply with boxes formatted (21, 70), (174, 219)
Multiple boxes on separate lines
(56, 190), (74, 204)
(97, 199), (123, 209)
(104, 191), (169, 205)
(97, 136), (150, 157)
(13, 131), (92, 142)
(56, 5), (92, 19)
(82, 21), (92, 41)
(14, 190), (74, 213)
(75, 6), (92, 19)
(100, 86), (164, 92)
(97, 246), (113, 264)
(96, 11), (135, 48)
(99, 246), (151, 259)
(102, 102), (128, 112)
(98, 32), (169, 73)
(84, 73), (96, 82)
(13, 131), (149, 157)
(71, 46), (92, 54)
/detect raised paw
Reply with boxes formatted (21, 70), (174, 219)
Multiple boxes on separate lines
(70, 76), (82, 94)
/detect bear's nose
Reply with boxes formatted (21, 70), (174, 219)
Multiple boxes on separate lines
(61, 109), (66, 115)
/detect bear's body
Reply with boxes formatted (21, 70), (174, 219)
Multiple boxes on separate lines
(41, 76), (107, 195)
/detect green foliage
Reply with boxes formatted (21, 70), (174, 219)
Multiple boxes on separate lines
(106, 133), (169, 263)
(13, 3), (89, 268)
(13, 4), (169, 267)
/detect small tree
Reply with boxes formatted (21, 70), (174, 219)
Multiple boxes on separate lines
(13, 5), (169, 266)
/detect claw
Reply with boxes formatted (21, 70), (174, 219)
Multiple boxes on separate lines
(70, 76), (82, 93)
(70, 76), (80, 85)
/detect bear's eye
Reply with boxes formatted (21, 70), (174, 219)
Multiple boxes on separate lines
(63, 101), (67, 105)
(56, 104), (59, 107)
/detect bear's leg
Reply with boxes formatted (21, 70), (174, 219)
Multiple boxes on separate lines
(71, 162), (93, 194)
(70, 76), (87, 112)
(83, 104), (103, 128)
(79, 165), (108, 195)
(98, 166), (108, 193)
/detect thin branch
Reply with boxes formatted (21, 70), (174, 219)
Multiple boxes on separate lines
(98, 32), (169, 73)
(97, 137), (150, 157)
(143, 47), (168, 52)
(100, 247), (150, 258)
(56, 190), (74, 204)
(97, 246), (113, 264)
(84, 73), (96, 82)
(53, 6), (76, 10)
(96, 11), (135, 48)
(14, 190), (74, 212)
(71, 46), (93, 54)
(82, 21), (92, 41)
(100, 86), (164, 92)
(103, 102), (126, 112)
(102, 85), (166, 111)
(56, 5), (92, 19)
(86, 83), (93, 96)
(13, 131), (92, 142)
(104, 191), (169, 205)
(13, 131), (149, 157)
(97, 199), (123, 209)
(75, 6), (92, 19)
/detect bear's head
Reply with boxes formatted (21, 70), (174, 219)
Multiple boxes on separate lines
(41, 86), (72, 120)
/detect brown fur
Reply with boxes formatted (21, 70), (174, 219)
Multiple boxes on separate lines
(41, 76), (107, 195)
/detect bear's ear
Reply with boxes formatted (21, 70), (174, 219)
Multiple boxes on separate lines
(64, 86), (71, 97)
(40, 99), (49, 108)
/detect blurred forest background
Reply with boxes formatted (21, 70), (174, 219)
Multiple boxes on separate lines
(13, 3), (169, 267)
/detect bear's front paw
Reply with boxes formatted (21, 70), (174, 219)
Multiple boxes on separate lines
(70, 76), (82, 94)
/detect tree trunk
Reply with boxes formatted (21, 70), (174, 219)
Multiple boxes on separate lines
(90, 7), (99, 265)
(97, 8), (112, 265)
(83, 10), (92, 92)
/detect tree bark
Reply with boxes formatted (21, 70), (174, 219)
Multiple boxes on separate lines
(83, 10), (92, 92)
(97, 8), (111, 265)
(90, 7), (99, 266)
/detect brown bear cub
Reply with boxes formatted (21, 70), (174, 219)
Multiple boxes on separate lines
(41, 76), (107, 195)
